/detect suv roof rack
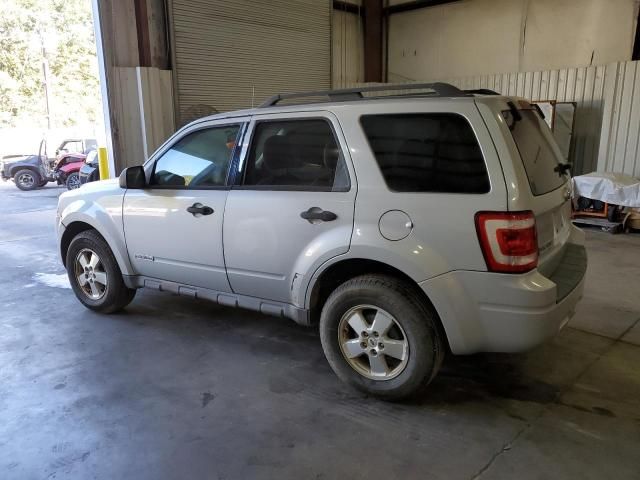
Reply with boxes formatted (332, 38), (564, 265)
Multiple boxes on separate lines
(259, 82), (471, 108)
(464, 88), (500, 95)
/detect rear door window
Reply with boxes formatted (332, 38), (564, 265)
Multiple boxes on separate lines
(360, 113), (490, 193)
(242, 118), (350, 191)
(504, 108), (567, 196)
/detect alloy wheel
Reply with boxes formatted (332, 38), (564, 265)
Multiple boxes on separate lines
(338, 305), (409, 380)
(17, 172), (35, 189)
(74, 248), (108, 300)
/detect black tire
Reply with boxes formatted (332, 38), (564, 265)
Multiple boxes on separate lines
(319, 274), (445, 400)
(576, 196), (591, 211)
(66, 172), (80, 190)
(607, 204), (619, 222)
(38, 179), (49, 187)
(14, 169), (41, 191)
(66, 229), (136, 313)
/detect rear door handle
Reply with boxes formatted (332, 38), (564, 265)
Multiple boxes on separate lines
(300, 207), (337, 222)
(187, 203), (214, 216)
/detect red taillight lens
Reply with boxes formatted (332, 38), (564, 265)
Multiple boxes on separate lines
(475, 211), (538, 273)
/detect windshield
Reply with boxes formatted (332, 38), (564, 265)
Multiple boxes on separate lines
(504, 108), (567, 196)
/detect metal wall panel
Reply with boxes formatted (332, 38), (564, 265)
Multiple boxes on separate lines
(353, 60), (640, 176)
(169, 0), (331, 126)
(599, 61), (640, 176)
(439, 65), (609, 175)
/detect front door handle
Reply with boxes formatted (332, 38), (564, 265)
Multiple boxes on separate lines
(300, 207), (337, 222)
(187, 203), (214, 216)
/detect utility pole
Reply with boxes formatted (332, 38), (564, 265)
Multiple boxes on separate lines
(40, 35), (52, 130)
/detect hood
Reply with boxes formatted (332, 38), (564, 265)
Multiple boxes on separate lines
(57, 178), (123, 218)
(2, 154), (36, 164)
(64, 178), (120, 196)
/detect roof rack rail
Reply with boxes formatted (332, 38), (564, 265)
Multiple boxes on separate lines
(464, 88), (501, 95)
(259, 82), (470, 108)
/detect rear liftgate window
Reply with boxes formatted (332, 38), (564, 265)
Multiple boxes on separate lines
(503, 108), (567, 196)
(360, 113), (490, 193)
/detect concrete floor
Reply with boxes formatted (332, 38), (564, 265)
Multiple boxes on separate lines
(1, 181), (639, 480)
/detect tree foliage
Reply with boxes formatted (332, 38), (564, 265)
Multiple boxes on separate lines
(0, 0), (102, 128)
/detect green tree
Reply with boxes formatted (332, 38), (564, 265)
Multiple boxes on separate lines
(0, 0), (101, 128)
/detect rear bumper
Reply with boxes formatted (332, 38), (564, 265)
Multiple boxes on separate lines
(421, 227), (587, 354)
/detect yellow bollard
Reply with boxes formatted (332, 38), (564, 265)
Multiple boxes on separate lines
(97, 147), (110, 180)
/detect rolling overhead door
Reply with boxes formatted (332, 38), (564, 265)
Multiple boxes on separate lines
(170, 0), (332, 126)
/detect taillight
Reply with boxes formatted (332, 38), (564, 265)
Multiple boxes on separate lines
(475, 211), (538, 273)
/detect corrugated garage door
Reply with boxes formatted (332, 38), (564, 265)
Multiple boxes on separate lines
(170, 0), (331, 126)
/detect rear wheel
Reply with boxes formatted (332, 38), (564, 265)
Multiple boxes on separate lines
(319, 274), (444, 400)
(66, 172), (80, 190)
(38, 178), (48, 187)
(14, 169), (40, 191)
(66, 230), (136, 313)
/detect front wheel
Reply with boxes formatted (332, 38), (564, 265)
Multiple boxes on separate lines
(319, 274), (444, 400)
(14, 169), (41, 191)
(66, 230), (136, 313)
(66, 172), (80, 190)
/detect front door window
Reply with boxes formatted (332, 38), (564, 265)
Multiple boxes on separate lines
(152, 125), (240, 188)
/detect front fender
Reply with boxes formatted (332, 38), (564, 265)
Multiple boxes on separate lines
(60, 196), (133, 276)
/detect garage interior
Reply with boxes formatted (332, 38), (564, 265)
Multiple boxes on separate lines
(2, 0), (640, 478)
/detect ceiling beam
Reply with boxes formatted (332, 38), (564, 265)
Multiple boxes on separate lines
(386, 0), (459, 15)
(333, 0), (363, 16)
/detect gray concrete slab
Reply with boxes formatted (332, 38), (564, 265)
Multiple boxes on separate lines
(621, 321), (640, 346)
(1, 181), (639, 479)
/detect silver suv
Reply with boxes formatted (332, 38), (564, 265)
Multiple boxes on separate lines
(56, 83), (587, 400)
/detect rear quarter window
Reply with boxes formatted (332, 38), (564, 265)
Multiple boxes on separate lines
(360, 113), (490, 193)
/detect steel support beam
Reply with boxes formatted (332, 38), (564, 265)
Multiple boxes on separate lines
(134, 0), (151, 67)
(363, 0), (383, 82)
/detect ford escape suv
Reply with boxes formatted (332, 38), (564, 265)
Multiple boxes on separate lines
(56, 83), (586, 400)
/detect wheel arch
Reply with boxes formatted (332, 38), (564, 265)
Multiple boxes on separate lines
(306, 258), (450, 351)
(60, 221), (94, 267)
(60, 218), (133, 277)
(11, 165), (41, 178)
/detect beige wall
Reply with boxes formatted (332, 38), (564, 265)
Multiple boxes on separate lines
(388, 0), (638, 81)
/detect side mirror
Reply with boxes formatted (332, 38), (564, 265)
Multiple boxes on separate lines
(119, 165), (146, 189)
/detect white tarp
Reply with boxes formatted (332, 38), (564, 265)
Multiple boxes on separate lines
(572, 172), (640, 208)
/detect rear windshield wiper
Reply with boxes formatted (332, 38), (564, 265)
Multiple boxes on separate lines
(554, 162), (572, 176)
(505, 101), (522, 130)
